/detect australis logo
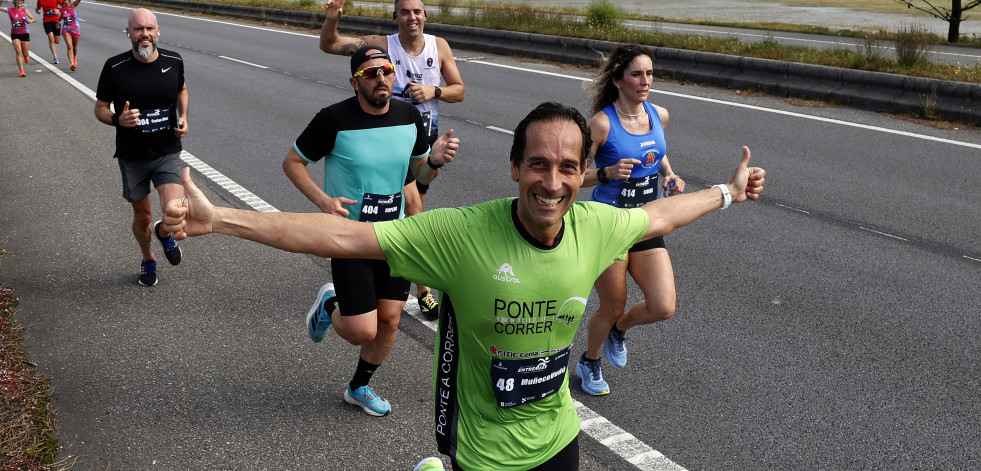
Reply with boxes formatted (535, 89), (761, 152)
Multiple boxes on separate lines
(494, 263), (520, 283)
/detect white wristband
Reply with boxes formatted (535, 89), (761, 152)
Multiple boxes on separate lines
(712, 184), (731, 209)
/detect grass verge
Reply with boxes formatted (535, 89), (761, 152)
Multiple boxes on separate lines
(186, 0), (981, 84)
(0, 248), (69, 470)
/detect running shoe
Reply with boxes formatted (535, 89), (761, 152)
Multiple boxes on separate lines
(138, 259), (157, 287)
(23, 55), (28, 63)
(344, 381), (391, 416)
(19, 69), (25, 77)
(603, 327), (628, 368)
(153, 220), (182, 265)
(413, 457), (445, 471)
(52, 56), (59, 64)
(305, 283), (335, 343)
(418, 289), (438, 320)
(576, 356), (609, 396)
(70, 64), (75, 71)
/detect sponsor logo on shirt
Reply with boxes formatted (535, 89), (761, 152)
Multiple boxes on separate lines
(643, 150), (658, 167)
(493, 263), (520, 283)
(639, 139), (657, 147)
(517, 357), (550, 374)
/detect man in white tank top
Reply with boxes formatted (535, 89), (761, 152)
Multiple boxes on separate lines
(319, 0), (465, 319)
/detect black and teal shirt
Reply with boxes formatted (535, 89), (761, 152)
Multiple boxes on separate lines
(293, 97), (430, 221)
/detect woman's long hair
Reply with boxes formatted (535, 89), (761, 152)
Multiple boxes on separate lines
(589, 45), (655, 115)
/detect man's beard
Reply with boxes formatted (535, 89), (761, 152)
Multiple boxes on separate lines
(364, 86), (391, 109)
(132, 38), (156, 60)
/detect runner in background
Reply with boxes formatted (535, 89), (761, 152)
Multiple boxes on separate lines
(58, 0), (79, 70)
(34, 0), (59, 63)
(576, 44), (687, 396)
(319, 0), (466, 320)
(2, 0), (36, 76)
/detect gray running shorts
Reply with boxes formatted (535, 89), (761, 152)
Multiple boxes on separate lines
(117, 152), (183, 202)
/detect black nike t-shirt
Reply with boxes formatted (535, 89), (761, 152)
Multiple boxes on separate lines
(96, 49), (185, 161)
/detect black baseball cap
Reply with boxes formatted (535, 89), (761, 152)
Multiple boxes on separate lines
(350, 45), (391, 75)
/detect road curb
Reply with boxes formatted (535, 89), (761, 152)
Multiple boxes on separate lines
(145, 0), (980, 123)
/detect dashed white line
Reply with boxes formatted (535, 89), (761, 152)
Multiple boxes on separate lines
(219, 55), (269, 69)
(775, 203), (811, 214)
(860, 226), (909, 241)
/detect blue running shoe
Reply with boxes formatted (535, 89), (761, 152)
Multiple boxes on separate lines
(603, 327), (628, 368)
(153, 221), (182, 265)
(306, 283), (335, 343)
(413, 457), (445, 471)
(344, 382), (391, 416)
(138, 259), (157, 287)
(576, 356), (609, 396)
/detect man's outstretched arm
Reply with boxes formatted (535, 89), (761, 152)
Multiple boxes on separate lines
(162, 168), (385, 260)
(641, 146), (766, 239)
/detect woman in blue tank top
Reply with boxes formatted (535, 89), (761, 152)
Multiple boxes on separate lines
(575, 45), (687, 396)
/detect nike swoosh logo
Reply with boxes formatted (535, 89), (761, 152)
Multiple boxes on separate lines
(161, 67), (172, 73)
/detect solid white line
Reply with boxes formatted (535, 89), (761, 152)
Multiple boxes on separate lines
(860, 227), (909, 241)
(219, 55), (269, 69)
(964, 255), (981, 263)
(469, 61), (981, 151)
(91, 1), (316, 36)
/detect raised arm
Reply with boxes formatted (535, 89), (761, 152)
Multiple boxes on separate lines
(162, 168), (385, 260)
(641, 146), (765, 239)
(318, 0), (385, 55)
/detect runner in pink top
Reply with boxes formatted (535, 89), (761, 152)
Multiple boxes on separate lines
(59, 0), (80, 70)
(2, 0), (36, 76)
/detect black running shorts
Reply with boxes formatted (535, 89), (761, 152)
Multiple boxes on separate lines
(330, 258), (410, 316)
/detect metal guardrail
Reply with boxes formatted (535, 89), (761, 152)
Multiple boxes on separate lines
(146, 0), (979, 123)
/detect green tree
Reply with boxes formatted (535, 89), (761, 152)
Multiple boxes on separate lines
(895, 0), (981, 42)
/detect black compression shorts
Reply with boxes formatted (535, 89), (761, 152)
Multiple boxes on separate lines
(330, 258), (410, 316)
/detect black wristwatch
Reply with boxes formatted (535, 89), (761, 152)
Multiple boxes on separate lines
(597, 167), (610, 184)
(434, 86), (442, 99)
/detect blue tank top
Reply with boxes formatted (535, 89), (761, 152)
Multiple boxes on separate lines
(590, 102), (667, 208)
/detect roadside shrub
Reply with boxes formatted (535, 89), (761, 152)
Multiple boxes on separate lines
(585, 0), (622, 29)
(895, 23), (932, 69)
(438, 0), (453, 17)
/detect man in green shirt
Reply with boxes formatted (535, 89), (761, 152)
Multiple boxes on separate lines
(160, 102), (766, 470)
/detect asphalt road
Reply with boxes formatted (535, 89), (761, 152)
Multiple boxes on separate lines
(1, 2), (980, 470)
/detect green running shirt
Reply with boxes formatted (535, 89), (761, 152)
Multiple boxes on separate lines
(375, 198), (649, 470)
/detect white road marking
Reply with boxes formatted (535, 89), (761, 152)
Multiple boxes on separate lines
(468, 60), (981, 151)
(219, 55), (269, 69)
(860, 227), (909, 241)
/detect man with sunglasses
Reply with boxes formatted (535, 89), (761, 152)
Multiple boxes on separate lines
(282, 45), (459, 417)
(319, 0), (466, 320)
